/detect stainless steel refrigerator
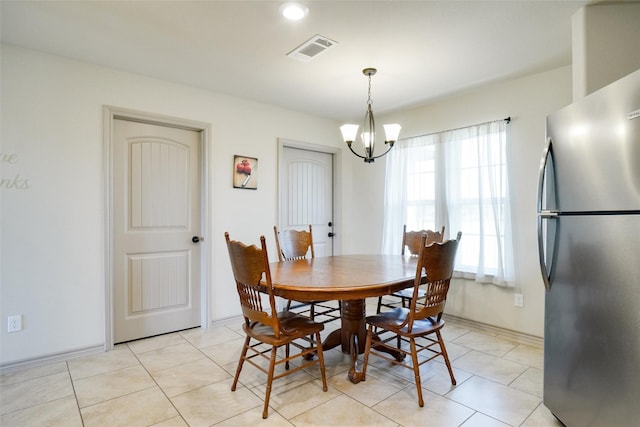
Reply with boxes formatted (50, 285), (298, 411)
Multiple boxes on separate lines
(537, 69), (640, 427)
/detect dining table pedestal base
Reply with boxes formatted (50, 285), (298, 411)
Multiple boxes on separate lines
(321, 299), (404, 383)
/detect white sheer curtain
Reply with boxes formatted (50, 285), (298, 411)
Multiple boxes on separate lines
(382, 120), (514, 286)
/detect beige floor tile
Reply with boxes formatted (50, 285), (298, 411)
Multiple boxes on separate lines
(417, 360), (473, 396)
(503, 343), (544, 370)
(126, 332), (187, 355)
(180, 325), (243, 349)
(452, 350), (528, 384)
(447, 376), (541, 426)
(364, 352), (472, 397)
(442, 339), (473, 361)
(251, 368), (318, 398)
(152, 357), (231, 397)
(220, 345), (310, 390)
(511, 367), (543, 398)
(441, 323), (474, 341)
(80, 386), (177, 427)
(171, 379), (263, 426)
(0, 396), (82, 427)
(452, 331), (518, 357)
(0, 371), (74, 414)
(74, 364), (156, 408)
(200, 336), (245, 366)
(308, 347), (353, 379)
(67, 345), (139, 380)
(214, 406), (293, 426)
(291, 394), (397, 426)
(136, 342), (204, 373)
(0, 362), (68, 387)
(460, 412), (510, 427)
(150, 415), (189, 426)
(374, 386), (475, 426)
(521, 402), (565, 427)
(327, 368), (404, 407)
(266, 378), (341, 419)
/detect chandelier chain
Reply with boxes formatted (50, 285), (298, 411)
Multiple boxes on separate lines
(367, 74), (373, 106)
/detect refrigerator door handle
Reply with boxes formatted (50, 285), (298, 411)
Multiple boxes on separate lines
(537, 137), (552, 214)
(537, 137), (553, 291)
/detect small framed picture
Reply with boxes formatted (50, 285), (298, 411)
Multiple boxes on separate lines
(233, 155), (258, 189)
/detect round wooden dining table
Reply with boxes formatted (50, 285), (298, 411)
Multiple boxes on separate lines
(268, 254), (419, 383)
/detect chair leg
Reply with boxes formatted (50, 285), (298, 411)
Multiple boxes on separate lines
(262, 346), (278, 419)
(315, 331), (328, 391)
(376, 296), (383, 313)
(286, 299), (293, 310)
(409, 337), (424, 407)
(436, 330), (457, 385)
(285, 343), (290, 370)
(361, 324), (374, 381)
(231, 335), (251, 391)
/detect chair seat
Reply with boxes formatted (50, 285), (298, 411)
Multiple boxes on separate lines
(244, 311), (324, 345)
(366, 307), (445, 335)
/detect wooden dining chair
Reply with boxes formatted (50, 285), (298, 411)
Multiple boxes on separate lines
(225, 232), (328, 419)
(273, 225), (341, 324)
(376, 225), (446, 313)
(362, 231), (461, 407)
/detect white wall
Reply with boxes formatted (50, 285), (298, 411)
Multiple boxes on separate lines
(572, 2), (640, 100)
(353, 66), (573, 337)
(0, 45), (350, 365)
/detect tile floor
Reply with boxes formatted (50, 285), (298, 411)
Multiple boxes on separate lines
(0, 299), (564, 426)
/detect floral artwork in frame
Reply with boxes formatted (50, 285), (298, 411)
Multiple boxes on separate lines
(233, 155), (257, 189)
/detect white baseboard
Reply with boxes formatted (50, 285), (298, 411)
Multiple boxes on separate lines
(0, 345), (105, 373)
(444, 314), (543, 348)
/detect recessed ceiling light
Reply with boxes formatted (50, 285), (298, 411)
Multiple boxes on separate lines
(280, 2), (309, 21)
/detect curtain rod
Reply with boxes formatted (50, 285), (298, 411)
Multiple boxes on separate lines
(402, 116), (511, 140)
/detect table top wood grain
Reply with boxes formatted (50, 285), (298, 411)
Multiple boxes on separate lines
(269, 254), (419, 301)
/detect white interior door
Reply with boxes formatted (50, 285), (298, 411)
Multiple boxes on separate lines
(113, 118), (202, 343)
(280, 146), (334, 257)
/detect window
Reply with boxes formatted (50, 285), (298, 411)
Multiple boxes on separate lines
(382, 120), (514, 286)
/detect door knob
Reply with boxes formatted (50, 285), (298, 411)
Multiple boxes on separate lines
(328, 232), (335, 237)
(192, 236), (203, 243)
(328, 221), (333, 227)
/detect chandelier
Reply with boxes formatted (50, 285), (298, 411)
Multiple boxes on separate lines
(340, 68), (401, 163)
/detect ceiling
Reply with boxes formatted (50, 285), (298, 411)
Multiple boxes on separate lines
(1, 0), (592, 121)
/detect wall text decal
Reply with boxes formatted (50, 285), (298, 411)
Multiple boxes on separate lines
(1, 153), (30, 190)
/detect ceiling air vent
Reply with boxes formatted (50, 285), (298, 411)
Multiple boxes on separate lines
(286, 34), (338, 62)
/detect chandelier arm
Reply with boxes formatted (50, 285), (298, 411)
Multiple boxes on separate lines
(346, 143), (369, 160)
(368, 142), (395, 161)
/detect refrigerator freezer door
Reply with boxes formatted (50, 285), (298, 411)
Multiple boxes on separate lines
(545, 69), (640, 213)
(544, 214), (640, 426)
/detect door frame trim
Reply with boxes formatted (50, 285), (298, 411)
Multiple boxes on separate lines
(103, 106), (212, 350)
(277, 138), (342, 255)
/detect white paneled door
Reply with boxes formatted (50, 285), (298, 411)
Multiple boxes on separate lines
(281, 146), (334, 256)
(113, 118), (202, 343)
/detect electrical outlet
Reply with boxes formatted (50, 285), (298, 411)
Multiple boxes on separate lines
(8, 315), (23, 332)
(514, 293), (524, 307)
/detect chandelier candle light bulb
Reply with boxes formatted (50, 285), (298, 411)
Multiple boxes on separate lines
(340, 68), (401, 163)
